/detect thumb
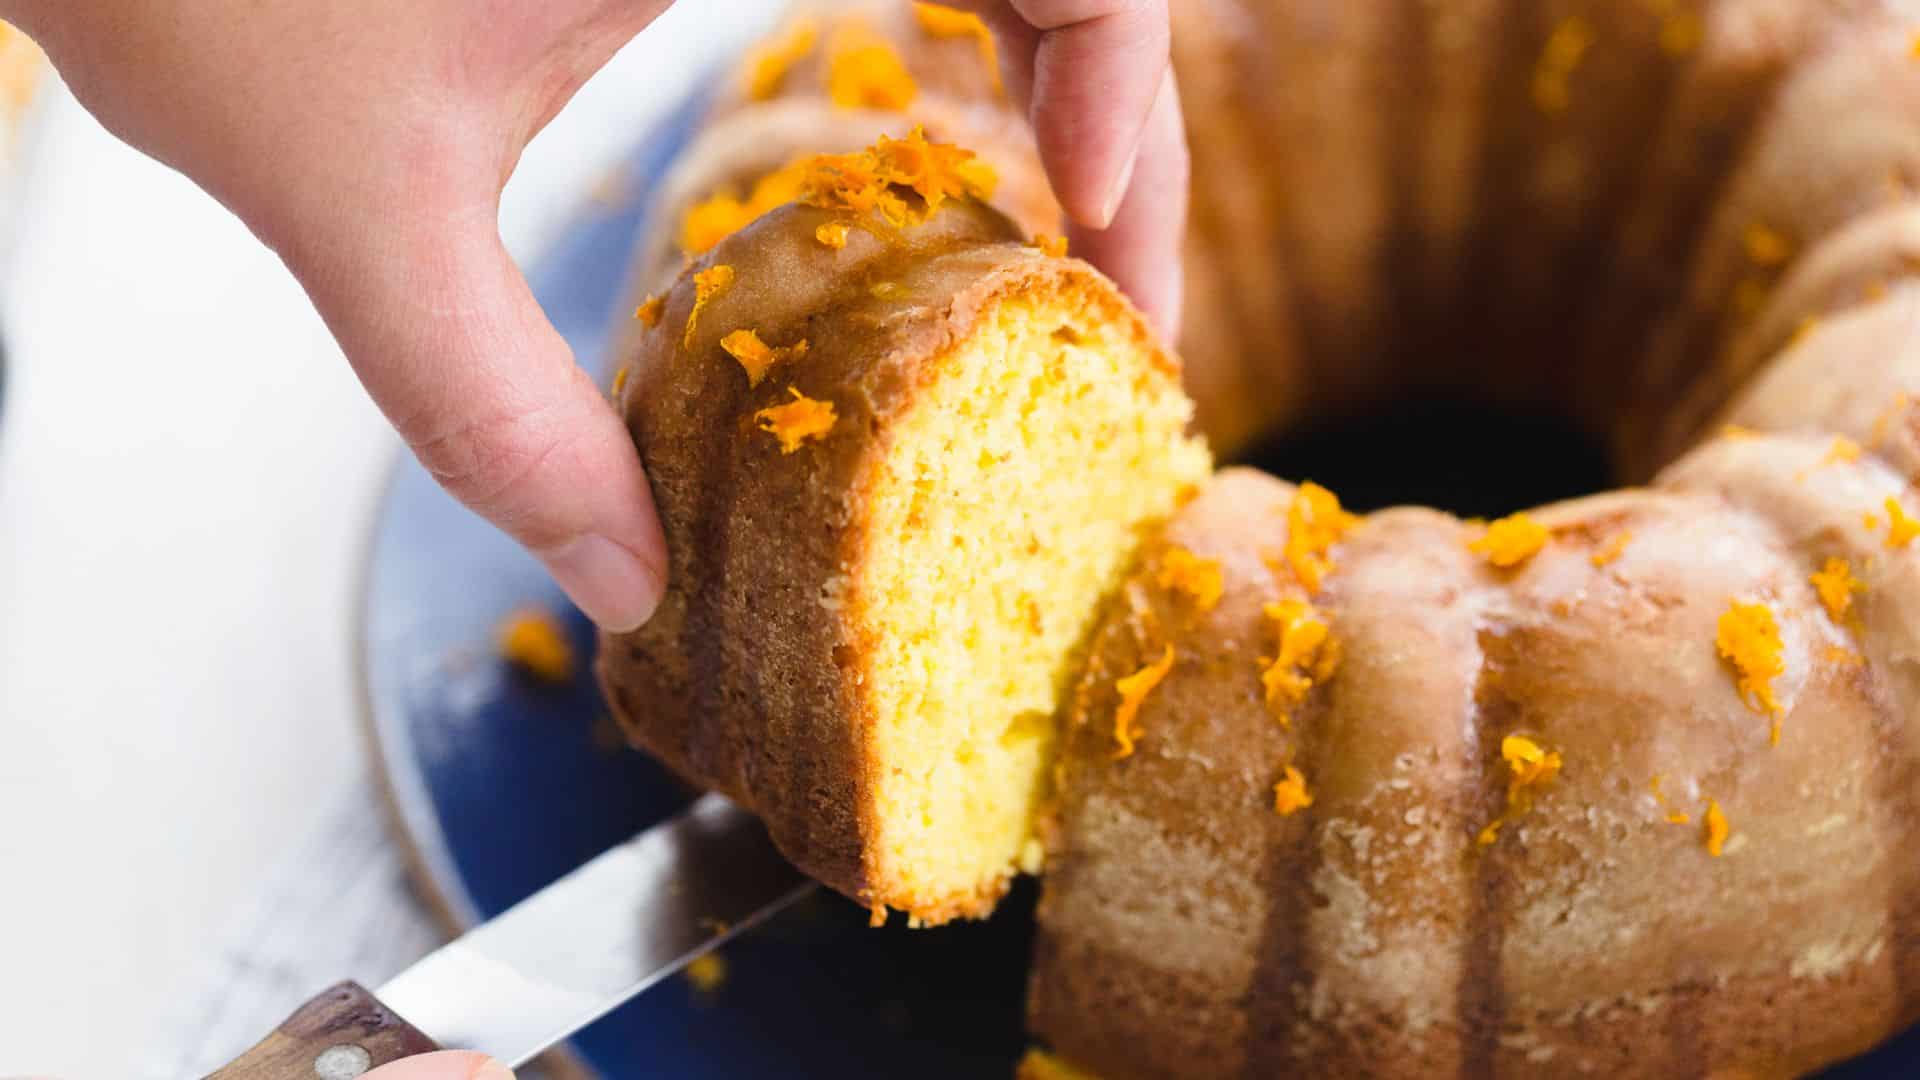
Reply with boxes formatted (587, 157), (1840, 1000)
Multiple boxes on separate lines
(278, 184), (667, 632)
(363, 1050), (514, 1080)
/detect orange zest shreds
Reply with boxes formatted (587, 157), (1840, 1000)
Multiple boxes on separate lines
(1810, 557), (1865, 626)
(684, 951), (727, 994)
(1282, 482), (1360, 592)
(1531, 16), (1593, 114)
(1469, 513), (1551, 569)
(754, 387), (837, 453)
(741, 18), (819, 101)
(1866, 511), (1885, 532)
(1743, 222), (1793, 267)
(610, 365), (630, 401)
(1649, 775), (1692, 825)
(721, 329), (808, 388)
(497, 607), (575, 683)
(1273, 765), (1314, 817)
(914, 3), (1002, 94)
(685, 265), (736, 348)
(1034, 234), (1069, 258)
(1721, 423), (1758, 440)
(1157, 547), (1224, 612)
(680, 159), (814, 255)
(1478, 734), (1564, 846)
(1658, 11), (1703, 55)
(788, 126), (996, 232)
(1868, 392), (1912, 449)
(1823, 436), (1863, 466)
(1715, 600), (1786, 744)
(1111, 644), (1175, 759)
(827, 22), (918, 110)
(1591, 530), (1634, 567)
(634, 294), (665, 327)
(1704, 799), (1729, 857)
(1885, 496), (1920, 548)
(1261, 598), (1339, 727)
(815, 221), (851, 250)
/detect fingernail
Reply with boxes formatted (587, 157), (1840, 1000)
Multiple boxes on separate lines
(473, 1059), (517, 1080)
(1098, 147), (1140, 229)
(542, 533), (663, 633)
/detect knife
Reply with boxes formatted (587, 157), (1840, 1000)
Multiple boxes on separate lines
(206, 794), (816, 1079)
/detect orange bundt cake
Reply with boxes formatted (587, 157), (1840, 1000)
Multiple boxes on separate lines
(596, 0), (1920, 1075)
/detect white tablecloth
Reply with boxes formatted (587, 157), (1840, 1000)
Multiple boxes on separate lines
(0, 4), (777, 1074)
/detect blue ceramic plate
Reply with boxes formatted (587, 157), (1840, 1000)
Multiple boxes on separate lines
(357, 97), (1919, 1078)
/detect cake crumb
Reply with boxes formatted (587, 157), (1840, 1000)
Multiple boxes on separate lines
(497, 607), (574, 683)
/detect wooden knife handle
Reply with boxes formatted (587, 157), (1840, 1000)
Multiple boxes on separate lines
(204, 980), (439, 1079)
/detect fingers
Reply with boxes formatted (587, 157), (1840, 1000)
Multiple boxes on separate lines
(953, 0), (1188, 336)
(276, 184), (667, 632)
(1064, 67), (1188, 336)
(363, 1050), (514, 1080)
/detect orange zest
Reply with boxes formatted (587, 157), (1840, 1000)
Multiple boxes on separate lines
(1810, 557), (1865, 626)
(914, 3), (1002, 94)
(610, 365), (630, 401)
(1273, 765), (1314, 816)
(1885, 496), (1920, 548)
(721, 329), (808, 387)
(1111, 644), (1175, 759)
(1649, 774), (1691, 825)
(1281, 482), (1359, 592)
(793, 126), (996, 229)
(1477, 734), (1564, 846)
(754, 387), (837, 453)
(1715, 600), (1786, 744)
(684, 951), (727, 994)
(685, 265), (735, 349)
(1704, 799), (1730, 857)
(1259, 598), (1339, 727)
(1034, 234), (1069, 258)
(827, 21), (918, 110)
(1590, 530), (1633, 567)
(815, 221), (851, 250)
(634, 294), (664, 327)
(741, 18), (819, 101)
(1157, 547), (1224, 612)
(1469, 512), (1551, 569)
(497, 607), (575, 683)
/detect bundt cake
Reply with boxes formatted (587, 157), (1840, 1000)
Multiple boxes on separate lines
(596, 0), (1920, 1075)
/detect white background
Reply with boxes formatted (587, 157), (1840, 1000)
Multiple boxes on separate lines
(0, 2), (777, 1074)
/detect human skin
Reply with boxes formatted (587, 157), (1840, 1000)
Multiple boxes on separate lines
(0, 0), (1187, 632)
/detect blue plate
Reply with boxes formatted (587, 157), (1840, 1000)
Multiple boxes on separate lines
(357, 96), (1919, 1078)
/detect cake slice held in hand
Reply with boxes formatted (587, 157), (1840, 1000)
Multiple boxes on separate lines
(598, 131), (1210, 925)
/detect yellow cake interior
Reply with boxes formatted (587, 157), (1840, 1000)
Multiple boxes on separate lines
(852, 288), (1212, 921)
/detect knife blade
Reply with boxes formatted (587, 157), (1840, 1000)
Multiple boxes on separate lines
(207, 794), (816, 1078)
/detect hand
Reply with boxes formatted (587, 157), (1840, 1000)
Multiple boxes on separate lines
(3, 0), (1186, 630)
(364, 1050), (514, 1080)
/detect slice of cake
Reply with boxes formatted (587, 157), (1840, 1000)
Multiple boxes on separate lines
(598, 132), (1210, 924)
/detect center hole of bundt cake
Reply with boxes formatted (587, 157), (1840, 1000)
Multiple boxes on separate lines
(1237, 400), (1612, 518)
